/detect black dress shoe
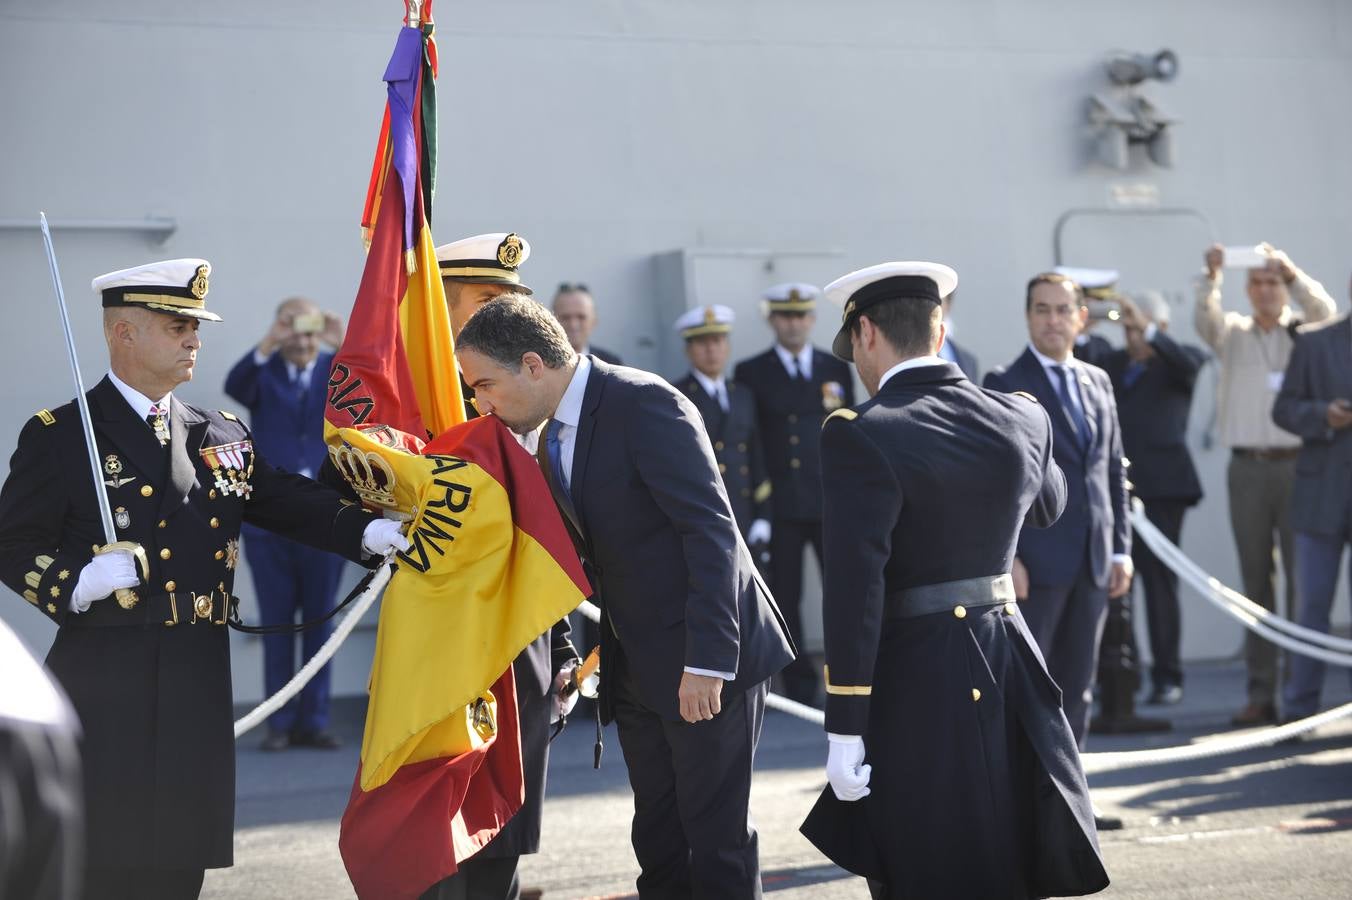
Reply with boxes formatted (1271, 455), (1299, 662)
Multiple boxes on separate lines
(259, 731), (291, 752)
(1231, 703), (1278, 727)
(1093, 811), (1124, 831)
(291, 730), (343, 750)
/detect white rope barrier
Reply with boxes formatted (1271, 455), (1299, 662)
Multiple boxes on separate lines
(1130, 498), (1352, 657)
(232, 560), (395, 739)
(1080, 699), (1352, 775)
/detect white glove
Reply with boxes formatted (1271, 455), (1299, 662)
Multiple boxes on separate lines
(362, 518), (411, 557)
(826, 733), (871, 801)
(70, 550), (140, 613)
(551, 659), (581, 724)
(747, 519), (772, 546)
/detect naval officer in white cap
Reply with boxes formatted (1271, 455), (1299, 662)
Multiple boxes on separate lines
(670, 306), (772, 550)
(733, 282), (855, 705)
(0, 258), (409, 900)
(799, 261), (1108, 899)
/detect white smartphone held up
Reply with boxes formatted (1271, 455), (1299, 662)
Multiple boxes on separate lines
(1222, 245), (1268, 270)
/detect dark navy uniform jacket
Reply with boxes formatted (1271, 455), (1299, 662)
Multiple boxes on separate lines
(801, 361), (1109, 899)
(0, 377), (373, 871)
(733, 347), (854, 522)
(671, 373), (771, 538)
(1101, 332), (1207, 505)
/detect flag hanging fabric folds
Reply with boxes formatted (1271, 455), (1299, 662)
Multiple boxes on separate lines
(327, 5), (590, 897)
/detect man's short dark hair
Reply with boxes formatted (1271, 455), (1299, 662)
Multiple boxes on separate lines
(1025, 272), (1080, 311)
(456, 294), (575, 370)
(850, 298), (941, 358)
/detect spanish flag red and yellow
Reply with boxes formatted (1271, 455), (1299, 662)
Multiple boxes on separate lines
(327, 5), (589, 897)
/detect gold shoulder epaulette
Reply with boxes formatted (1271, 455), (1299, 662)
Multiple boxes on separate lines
(35, 409), (56, 426)
(220, 410), (240, 422)
(824, 408), (858, 426)
(1012, 391), (1039, 404)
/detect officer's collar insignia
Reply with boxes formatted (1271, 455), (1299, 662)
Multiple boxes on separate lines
(200, 439), (254, 497)
(496, 234), (524, 270)
(190, 263), (210, 300)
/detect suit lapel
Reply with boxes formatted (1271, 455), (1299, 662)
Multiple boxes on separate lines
(159, 397), (208, 520)
(1335, 319), (1352, 397)
(568, 358), (606, 529)
(1077, 367), (1100, 451)
(90, 377), (166, 484)
(1017, 350), (1085, 461)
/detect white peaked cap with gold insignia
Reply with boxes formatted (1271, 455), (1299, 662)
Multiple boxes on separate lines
(92, 258), (221, 322)
(762, 282), (820, 313)
(674, 304), (735, 339)
(1053, 266), (1120, 299)
(824, 261), (958, 361)
(434, 232), (533, 295)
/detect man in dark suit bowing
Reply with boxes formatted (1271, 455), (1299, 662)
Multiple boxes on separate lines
(734, 283), (854, 705)
(1101, 294), (1207, 707)
(457, 295), (795, 899)
(984, 273), (1133, 780)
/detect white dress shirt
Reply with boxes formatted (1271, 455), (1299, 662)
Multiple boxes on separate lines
(108, 370), (171, 425)
(774, 344), (813, 380)
(552, 355), (733, 681)
(877, 355), (946, 391)
(691, 369), (730, 412)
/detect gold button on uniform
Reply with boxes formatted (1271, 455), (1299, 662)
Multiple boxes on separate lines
(214, 550), (225, 560)
(718, 463), (727, 474)
(790, 458), (801, 469)
(164, 580), (176, 592)
(788, 414), (798, 424)
(738, 443), (747, 452)
(740, 465), (749, 475)
(972, 688), (982, 702)
(789, 435), (799, 445)
(158, 520), (167, 529)
(209, 489), (217, 500)
(209, 517), (220, 529)
(715, 441), (724, 451)
(953, 605), (967, 619)
(140, 485), (153, 497)
(1004, 601), (1017, 615)
(160, 548), (171, 560)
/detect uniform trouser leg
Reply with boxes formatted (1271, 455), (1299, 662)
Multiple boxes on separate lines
(771, 518), (821, 690)
(1227, 455), (1296, 707)
(419, 855), (521, 900)
(1135, 499), (1187, 689)
(613, 672), (765, 900)
(1023, 572), (1107, 749)
(84, 867), (204, 900)
(1283, 531), (1349, 718)
(293, 546), (346, 734)
(245, 532), (302, 734)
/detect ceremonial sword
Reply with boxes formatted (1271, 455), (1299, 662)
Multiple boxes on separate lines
(38, 212), (149, 608)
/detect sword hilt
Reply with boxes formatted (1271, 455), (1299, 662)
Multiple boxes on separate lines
(97, 541), (149, 610)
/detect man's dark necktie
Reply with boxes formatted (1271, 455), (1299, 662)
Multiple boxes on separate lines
(543, 418), (580, 529)
(1050, 365), (1092, 449)
(146, 404), (169, 447)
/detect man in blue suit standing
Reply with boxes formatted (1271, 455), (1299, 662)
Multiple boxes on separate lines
(985, 273), (1133, 828)
(225, 297), (347, 751)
